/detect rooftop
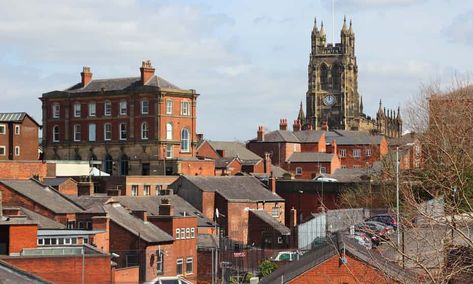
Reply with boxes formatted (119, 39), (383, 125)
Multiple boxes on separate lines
(206, 141), (262, 162)
(287, 152), (335, 163)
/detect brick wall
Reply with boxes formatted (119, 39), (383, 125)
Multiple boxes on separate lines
(289, 253), (395, 284)
(113, 266), (139, 284)
(9, 224), (38, 254)
(247, 142), (299, 167)
(196, 141), (220, 160)
(3, 255), (112, 284)
(57, 178), (79, 195)
(0, 161), (49, 179)
(0, 116), (39, 161)
(178, 159), (215, 176)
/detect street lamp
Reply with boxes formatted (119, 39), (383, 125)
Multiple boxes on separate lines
(298, 190), (303, 223)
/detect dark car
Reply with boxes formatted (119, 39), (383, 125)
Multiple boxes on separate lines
(355, 221), (393, 245)
(366, 214), (398, 230)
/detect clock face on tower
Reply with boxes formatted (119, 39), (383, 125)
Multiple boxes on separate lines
(323, 95), (336, 106)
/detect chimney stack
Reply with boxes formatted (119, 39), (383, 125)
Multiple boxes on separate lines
(264, 152), (272, 175)
(269, 175), (276, 194)
(293, 119), (301, 132)
(279, 119), (288, 131)
(158, 199), (173, 216)
(140, 60), (155, 84)
(131, 209), (148, 222)
(257, 126), (265, 142)
(81, 66), (93, 86)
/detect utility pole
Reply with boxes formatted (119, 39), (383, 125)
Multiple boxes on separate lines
(396, 147), (400, 248)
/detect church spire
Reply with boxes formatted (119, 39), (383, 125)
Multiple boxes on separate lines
(349, 19), (354, 34)
(341, 16), (348, 33)
(297, 101), (306, 123)
(320, 21), (326, 36)
(313, 17), (319, 33)
(360, 96), (364, 114)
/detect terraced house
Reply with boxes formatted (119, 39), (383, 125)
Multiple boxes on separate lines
(40, 60), (206, 176)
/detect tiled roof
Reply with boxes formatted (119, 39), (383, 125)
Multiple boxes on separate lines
(178, 176), (284, 202)
(325, 135), (384, 145)
(198, 234), (219, 249)
(260, 234), (418, 284)
(293, 130), (325, 143)
(270, 165), (289, 178)
(19, 207), (66, 229)
(0, 112), (41, 127)
(249, 210), (290, 235)
(0, 179), (84, 214)
(104, 203), (173, 244)
(42, 177), (76, 187)
(287, 152), (335, 163)
(65, 75), (181, 93)
(207, 141), (262, 162)
(261, 130), (300, 143)
(215, 157), (239, 169)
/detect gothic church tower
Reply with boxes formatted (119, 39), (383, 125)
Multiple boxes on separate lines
(305, 17), (359, 130)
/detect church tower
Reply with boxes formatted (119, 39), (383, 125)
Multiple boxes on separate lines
(305, 17), (359, 130)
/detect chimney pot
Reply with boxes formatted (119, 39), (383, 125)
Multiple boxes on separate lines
(257, 126), (265, 142)
(81, 66), (93, 86)
(140, 60), (155, 84)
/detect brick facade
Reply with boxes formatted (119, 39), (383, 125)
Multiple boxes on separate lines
(0, 161), (50, 179)
(0, 114), (40, 161)
(8, 224), (38, 254)
(41, 61), (200, 176)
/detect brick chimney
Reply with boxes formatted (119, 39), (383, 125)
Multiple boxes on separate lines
(140, 60), (155, 84)
(269, 175), (276, 194)
(159, 199), (173, 216)
(331, 139), (337, 155)
(257, 126), (265, 142)
(131, 209), (148, 222)
(279, 119), (288, 131)
(264, 152), (272, 175)
(81, 66), (93, 86)
(321, 121), (329, 131)
(293, 119), (301, 132)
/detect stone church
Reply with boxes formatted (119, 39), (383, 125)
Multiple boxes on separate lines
(296, 17), (402, 138)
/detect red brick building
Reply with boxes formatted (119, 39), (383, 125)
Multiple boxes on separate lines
(285, 152), (341, 179)
(259, 234), (419, 284)
(0, 113), (40, 161)
(40, 61), (202, 176)
(0, 161), (53, 180)
(171, 176), (290, 248)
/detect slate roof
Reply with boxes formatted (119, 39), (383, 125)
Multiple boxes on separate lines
(260, 130), (300, 143)
(207, 141), (262, 162)
(70, 196), (108, 214)
(286, 152), (335, 163)
(0, 112), (41, 127)
(181, 176), (284, 202)
(249, 210), (290, 235)
(215, 157), (239, 169)
(293, 130), (325, 143)
(0, 259), (51, 284)
(103, 203), (173, 244)
(42, 177), (76, 187)
(325, 134), (384, 145)
(260, 234), (418, 284)
(113, 195), (215, 227)
(65, 75), (181, 93)
(18, 207), (66, 229)
(198, 234), (219, 250)
(0, 179), (84, 214)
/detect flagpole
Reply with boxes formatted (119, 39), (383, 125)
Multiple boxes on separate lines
(332, 0), (335, 44)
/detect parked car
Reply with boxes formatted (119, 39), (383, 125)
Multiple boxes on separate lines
(355, 221), (393, 245)
(366, 214), (398, 230)
(271, 251), (300, 262)
(145, 276), (192, 284)
(345, 231), (373, 249)
(313, 175), (338, 182)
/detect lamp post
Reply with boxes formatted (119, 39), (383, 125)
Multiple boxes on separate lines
(297, 190), (303, 223)
(396, 147), (400, 248)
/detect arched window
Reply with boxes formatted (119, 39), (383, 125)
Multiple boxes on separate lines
(180, 128), (190, 152)
(120, 154), (129, 176)
(104, 154), (113, 174)
(166, 123), (173, 140)
(320, 64), (329, 91)
(141, 122), (149, 140)
(332, 64), (342, 91)
(53, 126), (60, 142)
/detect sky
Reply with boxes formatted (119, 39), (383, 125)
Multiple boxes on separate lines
(0, 0), (472, 141)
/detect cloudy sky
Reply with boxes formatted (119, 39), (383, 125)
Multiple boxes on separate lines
(0, 0), (472, 140)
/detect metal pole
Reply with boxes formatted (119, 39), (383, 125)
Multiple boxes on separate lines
(82, 247), (85, 284)
(211, 248), (215, 284)
(396, 147), (400, 248)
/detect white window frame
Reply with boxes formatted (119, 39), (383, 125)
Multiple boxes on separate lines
(176, 228), (181, 239)
(166, 123), (173, 140)
(141, 99), (149, 114)
(339, 149), (346, 158)
(104, 123), (112, 141)
(88, 102), (96, 117)
(0, 146), (5, 156)
(157, 250), (164, 274)
(186, 228), (190, 239)
(120, 100), (127, 115)
(141, 122), (149, 140)
(144, 185), (150, 196)
(295, 167), (302, 175)
(120, 123), (127, 140)
(271, 207), (279, 218)
(176, 258), (183, 276)
(88, 123), (96, 142)
(53, 103), (60, 118)
(15, 146), (20, 156)
(186, 257), (193, 275)
(73, 124), (81, 142)
(180, 228), (185, 239)
(104, 100), (112, 116)
(74, 103), (81, 118)
(166, 100), (173, 114)
(365, 148), (372, 157)
(353, 149), (361, 159)
(14, 125), (20, 135)
(180, 128), (190, 152)
(131, 185), (138, 196)
(181, 101), (190, 116)
(191, 228), (195, 238)
(0, 124), (5, 134)
(166, 144), (173, 159)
